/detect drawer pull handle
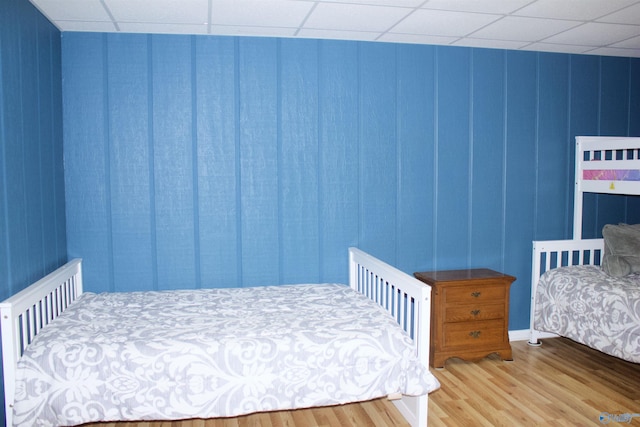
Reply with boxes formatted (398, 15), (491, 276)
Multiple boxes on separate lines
(471, 291), (481, 298)
(469, 331), (481, 339)
(470, 309), (480, 316)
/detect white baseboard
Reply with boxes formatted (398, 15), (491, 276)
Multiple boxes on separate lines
(508, 329), (559, 342)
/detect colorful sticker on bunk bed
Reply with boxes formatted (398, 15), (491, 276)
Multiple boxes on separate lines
(583, 169), (640, 181)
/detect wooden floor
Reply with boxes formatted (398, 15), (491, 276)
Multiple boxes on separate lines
(429, 338), (640, 426)
(83, 338), (639, 427)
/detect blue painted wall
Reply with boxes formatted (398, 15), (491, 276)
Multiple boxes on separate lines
(0, 1), (66, 300)
(0, 0), (65, 422)
(62, 32), (640, 332)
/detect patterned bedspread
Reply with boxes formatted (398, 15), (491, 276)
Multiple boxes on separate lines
(14, 284), (439, 426)
(534, 266), (640, 363)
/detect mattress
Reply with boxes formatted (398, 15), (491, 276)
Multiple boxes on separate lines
(534, 265), (640, 363)
(14, 283), (439, 426)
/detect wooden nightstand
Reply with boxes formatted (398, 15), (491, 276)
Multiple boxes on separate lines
(414, 268), (515, 368)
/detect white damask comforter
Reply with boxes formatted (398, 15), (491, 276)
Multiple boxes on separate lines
(14, 283), (439, 426)
(534, 265), (640, 363)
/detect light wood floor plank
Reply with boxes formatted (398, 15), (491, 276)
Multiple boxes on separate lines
(81, 337), (639, 427)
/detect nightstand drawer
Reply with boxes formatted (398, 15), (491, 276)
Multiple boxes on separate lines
(444, 303), (504, 322)
(443, 285), (505, 304)
(443, 319), (506, 348)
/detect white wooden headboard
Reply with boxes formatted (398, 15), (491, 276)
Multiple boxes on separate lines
(0, 259), (83, 427)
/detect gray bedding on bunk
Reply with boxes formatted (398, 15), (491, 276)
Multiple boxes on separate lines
(534, 265), (640, 363)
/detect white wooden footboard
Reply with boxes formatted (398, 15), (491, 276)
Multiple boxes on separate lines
(0, 259), (83, 427)
(349, 247), (432, 427)
(529, 239), (603, 345)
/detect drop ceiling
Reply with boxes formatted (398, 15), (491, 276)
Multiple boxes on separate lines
(29, 0), (640, 57)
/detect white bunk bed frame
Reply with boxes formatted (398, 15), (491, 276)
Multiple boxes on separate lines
(529, 136), (640, 345)
(1, 247), (433, 427)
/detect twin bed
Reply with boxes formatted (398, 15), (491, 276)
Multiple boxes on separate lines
(529, 136), (640, 363)
(0, 247), (439, 426)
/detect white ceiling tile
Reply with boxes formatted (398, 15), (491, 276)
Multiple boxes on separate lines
(378, 33), (459, 45)
(297, 28), (380, 41)
(211, 0), (313, 27)
(118, 22), (209, 34)
(304, 3), (411, 32)
(452, 38), (529, 50)
(209, 25), (298, 37)
(597, 2), (640, 24)
(31, 0), (111, 21)
(319, 0), (425, 7)
(421, 0), (532, 14)
(544, 22), (640, 46)
(514, 0), (638, 21)
(57, 20), (119, 32)
(105, 0), (208, 24)
(612, 34), (640, 49)
(524, 42), (595, 54)
(471, 16), (581, 42)
(391, 9), (501, 37)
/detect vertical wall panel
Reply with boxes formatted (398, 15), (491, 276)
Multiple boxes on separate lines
(536, 53), (570, 240)
(435, 47), (471, 270)
(630, 59), (640, 137)
(627, 59), (640, 225)
(151, 35), (196, 290)
(358, 43), (397, 262)
(0, 0), (6, 282)
(470, 49), (506, 270)
(600, 57), (631, 136)
(37, 14), (61, 273)
(195, 36), (239, 288)
(317, 40), (359, 282)
(63, 33), (112, 293)
(238, 37), (280, 287)
(396, 44), (435, 272)
(21, 10), (47, 281)
(280, 39), (320, 284)
(1, 0), (29, 294)
(569, 55), (600, 238)
(107, 34), (154, 292)
(504, 51), (538, 328)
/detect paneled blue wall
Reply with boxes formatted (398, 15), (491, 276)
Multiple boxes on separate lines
(0, 0), (66, 300)
(62, 33), (640, 331)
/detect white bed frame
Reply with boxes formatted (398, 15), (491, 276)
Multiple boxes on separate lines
(529, 136), (640, 345)
(528, 238), (604, 345)
(573, 136), (640, 239)
(1, 248), (432, 427)
(349, 247), (432, 427)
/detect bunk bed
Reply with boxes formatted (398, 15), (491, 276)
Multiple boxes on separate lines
(0, 248), (440, 427)
(529, 136), (640, 363)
